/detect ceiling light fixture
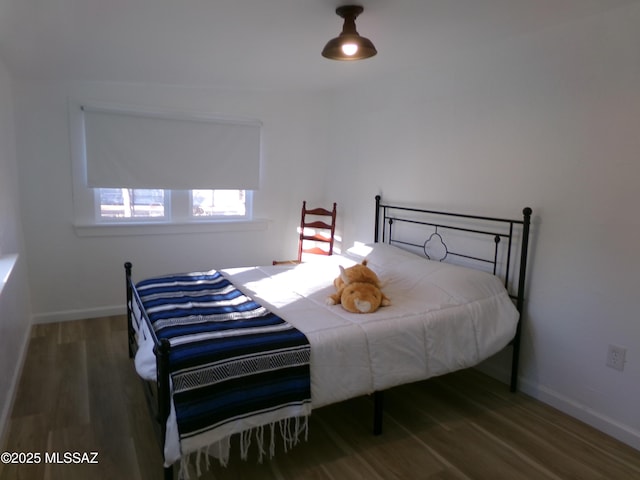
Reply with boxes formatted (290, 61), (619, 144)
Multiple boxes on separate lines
(321, 5), (377, 61)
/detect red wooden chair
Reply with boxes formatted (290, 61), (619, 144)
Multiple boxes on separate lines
(274, 201), (337, 265)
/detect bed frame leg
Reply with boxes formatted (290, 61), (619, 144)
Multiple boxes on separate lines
(510, 327), (521, 392)
(163, 465), (173, 479)
(373, 391), (383, 435)
(125, 261), (135, 359)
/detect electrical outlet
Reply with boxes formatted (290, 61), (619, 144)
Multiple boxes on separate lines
(606, 344), (626, 371)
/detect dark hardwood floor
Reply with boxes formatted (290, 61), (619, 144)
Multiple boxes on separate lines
(1, 316), (639, 479)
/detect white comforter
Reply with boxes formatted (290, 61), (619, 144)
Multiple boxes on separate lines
(223, 243), (516, 407)
(133, 243), (518, 464)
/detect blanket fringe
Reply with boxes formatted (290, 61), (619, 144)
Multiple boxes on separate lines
(178, 415), (309, 479)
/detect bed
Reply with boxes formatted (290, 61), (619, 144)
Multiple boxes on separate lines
(125, 195), (532, 479)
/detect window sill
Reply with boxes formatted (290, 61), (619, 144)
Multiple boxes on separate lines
(0, 253), (18, 297)
(74, 218), (270, 237)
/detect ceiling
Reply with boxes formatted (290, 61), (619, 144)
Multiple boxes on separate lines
(0, 0), (638, 91)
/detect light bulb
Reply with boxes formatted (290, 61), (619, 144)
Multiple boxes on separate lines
(341, 43), (358, 56)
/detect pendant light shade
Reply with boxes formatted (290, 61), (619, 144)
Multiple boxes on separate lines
(322, 5), (377, 61)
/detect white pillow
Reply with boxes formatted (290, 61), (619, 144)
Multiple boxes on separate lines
(344, 242), (508, 304)
(344, 242), (424, 269)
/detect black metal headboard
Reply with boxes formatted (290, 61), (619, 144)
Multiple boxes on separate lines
(374, 195), (532, 391)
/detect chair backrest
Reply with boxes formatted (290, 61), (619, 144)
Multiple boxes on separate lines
(297, 201), (337, 262)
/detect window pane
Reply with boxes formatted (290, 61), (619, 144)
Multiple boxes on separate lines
(99, 188), (166, 219)
(192, 190), (246, 217)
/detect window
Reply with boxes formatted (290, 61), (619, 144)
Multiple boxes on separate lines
(95, 188), (248, 222)
(191, 190), (246, 218)
(69, 100), (262, 234)
(98, 188), (166, 219)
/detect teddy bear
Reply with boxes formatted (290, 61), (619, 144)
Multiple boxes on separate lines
(326, 259), (391, 313)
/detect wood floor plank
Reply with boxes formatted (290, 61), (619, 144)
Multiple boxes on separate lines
(0, 415), (48, 480)
(2, 315), (639, 480)
(316, 398), (454, 480)
(9, 335), (58, 420)
(431, 371), (640, 479)
(50, 340), (89, 431)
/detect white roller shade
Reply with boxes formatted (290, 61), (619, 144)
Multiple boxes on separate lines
(83, 105), (261, 190)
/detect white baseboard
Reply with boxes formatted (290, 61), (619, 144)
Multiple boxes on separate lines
(477, 362), (640, 452)
(32, 305), (126, 324)
(0, 322), (32, 451)
(518, 377), (640, 451)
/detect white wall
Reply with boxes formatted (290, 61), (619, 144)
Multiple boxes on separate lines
(323, 4), (640, 449)
(14, 81), (331, 322)
(0, 55), (32, 444)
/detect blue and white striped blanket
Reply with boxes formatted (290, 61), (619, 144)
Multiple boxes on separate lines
(135, 270), (311, 469)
